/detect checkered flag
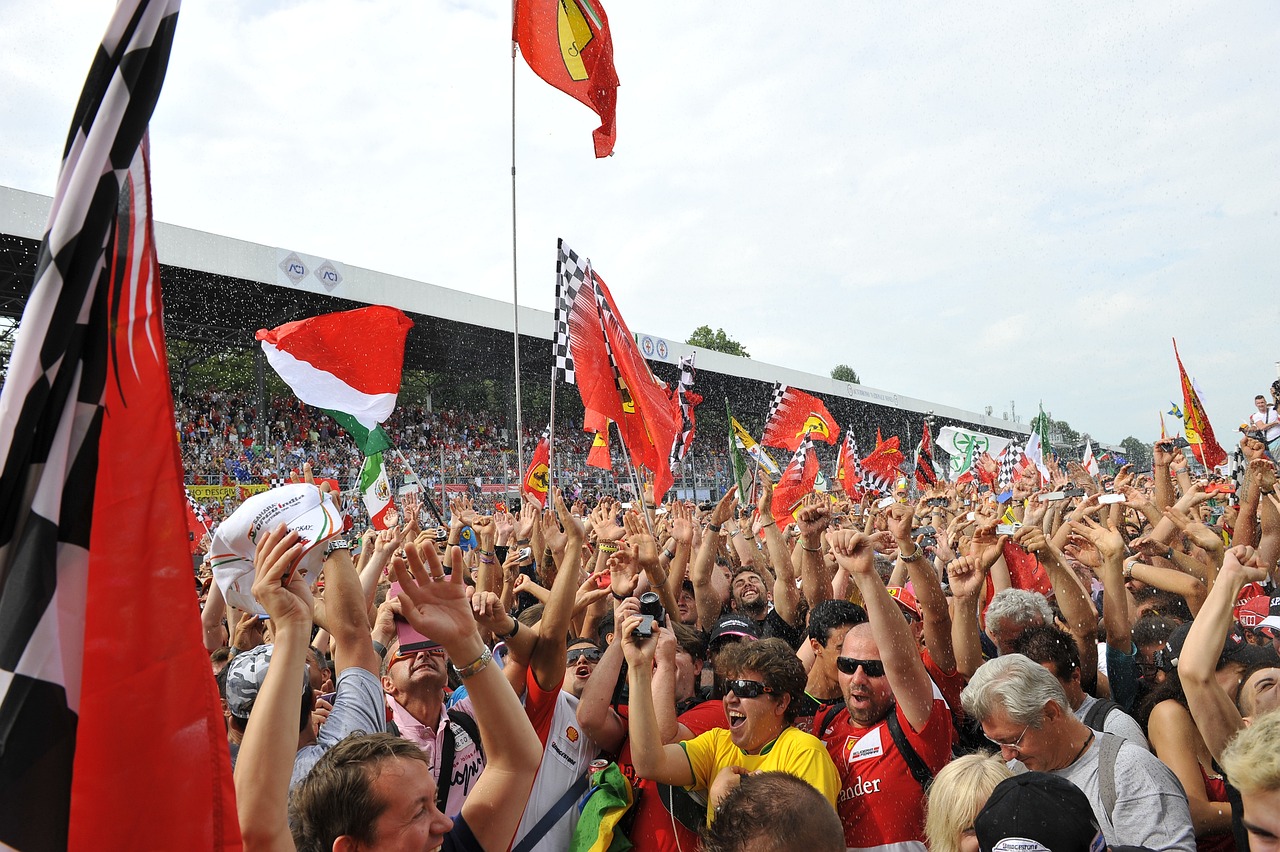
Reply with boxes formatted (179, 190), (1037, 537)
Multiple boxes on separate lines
(269, 476), (286, 488)
(764, 381), (786, 430)
(554, 238), (588, 384)
(668, 354), (699, 468)
(1230, 447), (1246, 506)
(185, 489), (210, 529)
(0, 2), (238, 847)
(997, 442), (1024, 491)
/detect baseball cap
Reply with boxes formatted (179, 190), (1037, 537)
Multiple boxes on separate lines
(1236, 595), (1272, 629)
(887, 585), (920, 618)
(224, 644), (309, 719)
(1160, 621), (1272, 674)
(975, 772), (1105, 852)
(708, 614), (760, 649)
(210, 484), (343, 614)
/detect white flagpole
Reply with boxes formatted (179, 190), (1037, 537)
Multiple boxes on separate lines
(509, 2), (525, 479)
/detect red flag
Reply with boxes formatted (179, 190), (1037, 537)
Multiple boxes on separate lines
(771, 436), (819, 524)
(861, 433), (903, 494)
(1173, 339), (1227, 470)
(587, 428), (611, 469)
(514, 0), (619, 157)
(564, 262), (681, 497)
(761, 384), (839, 451)
(835, 429), (865, 501)
(914, 421), (938, 490)
(523, 434), (551, 506)
(0, 4), (240, 848)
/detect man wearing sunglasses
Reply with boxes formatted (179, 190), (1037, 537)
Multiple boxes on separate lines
(818, 530), (954, 852)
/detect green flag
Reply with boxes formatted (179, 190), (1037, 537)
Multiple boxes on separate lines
(726, 400), (750, 499)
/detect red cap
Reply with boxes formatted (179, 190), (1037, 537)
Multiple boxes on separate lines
(887, 585), (920, 617)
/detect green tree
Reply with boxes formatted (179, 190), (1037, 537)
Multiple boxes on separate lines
(1119, 436), (1153, 471)
(830, 364), (860, 384)
(686, 326), (750, 358)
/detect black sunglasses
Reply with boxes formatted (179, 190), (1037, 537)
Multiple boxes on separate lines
(725, 678), (776, 699)
(836, 657), (887, 678)
(567, 647), (603, 665)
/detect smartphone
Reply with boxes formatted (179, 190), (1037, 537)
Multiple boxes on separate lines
(1169, 436), (1191, 449)
(996, 523), (1021, 535)
(966, 511), (976, 521)
(877, 496), (895, 509)
(1098, 493), (1126, 505)
(915, 525), (937, 537)
(926, 497), (949, 508)
(1040, 491), (1066, 502)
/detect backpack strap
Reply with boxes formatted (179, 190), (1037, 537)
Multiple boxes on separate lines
(1097, 732), (1122, 824)
(510, 771), (591, 852)
(886, 708), (934, 789)
(434, 723), (458, 813)
(447, 708), (484, 762)
(1082, 698), (1119, 733)
(816, 701), (846, 737)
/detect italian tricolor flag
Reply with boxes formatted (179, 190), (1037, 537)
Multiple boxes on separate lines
(256, 306), (413, 454)
(360, 452), (395, 529)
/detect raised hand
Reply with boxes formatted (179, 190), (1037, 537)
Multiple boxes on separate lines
(623, 511), (659, 575)
(249, 523), (312, 631)
(825, 529), (878, 576)
(392, 549), (476, 649)
(590, 498), (626, 543)
(968, 521), (1010, 572)
(795, 492), (832, 537)
(946, 554), (988, 599)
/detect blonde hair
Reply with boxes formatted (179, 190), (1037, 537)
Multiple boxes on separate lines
(1220, 709), (1280, 796)
(924, 753), (1013, 852)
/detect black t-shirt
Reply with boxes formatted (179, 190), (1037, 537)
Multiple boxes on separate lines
(757, 608), (804, 649)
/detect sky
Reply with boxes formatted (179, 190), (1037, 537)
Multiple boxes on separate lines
(1, 1), (1278, 447)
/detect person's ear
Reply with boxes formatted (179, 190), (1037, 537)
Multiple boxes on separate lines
(809, 637), (824, 657)
(774, 692), (791, 719)
(333, 835), (358, 852)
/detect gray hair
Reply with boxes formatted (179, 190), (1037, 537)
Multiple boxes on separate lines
(960, 654), (1070, 727)
(984, 589), (1053, 640)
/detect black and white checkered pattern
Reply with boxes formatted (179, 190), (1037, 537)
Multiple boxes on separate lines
(269, 476), (286, 488)
(765, 381), (786, 430)
(997, 442), (1024, 490)
(553, 238), (588, 385)
(0, 3), (182, 847)
(186, 489), (210, 527)
(669, 354), (697, 467)
(1230, 447), (1246, 506)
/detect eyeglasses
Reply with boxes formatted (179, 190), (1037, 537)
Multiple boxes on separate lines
(987, 723), (1031, 755)
(566, 647), (603, 666)
(725, 679), (776, 699)
(389, 646), (446, 666)
(836, 657), (887, 678)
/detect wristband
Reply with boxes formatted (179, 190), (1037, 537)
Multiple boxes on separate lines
(451, 646), (493, 679)
(372, 640), (388, 660)
(759, 521), (776, 529)
(478, 556), (496, 564)
(598, 543), (619, 554)
(611, 590), (629, 602)
(708, 523), (722, 533)
(801, 543), (822, 553)
(1262, 488), (1276, 496)
(662, 549), (676, 561)
(899, 545), (923, 563)
(496, 619), (520, 641)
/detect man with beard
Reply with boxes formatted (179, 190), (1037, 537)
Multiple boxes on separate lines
(817, 529), (954, 852)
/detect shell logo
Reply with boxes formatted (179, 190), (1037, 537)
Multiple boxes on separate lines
(566, 726), (580, 743)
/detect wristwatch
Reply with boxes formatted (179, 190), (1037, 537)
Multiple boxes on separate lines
(323, 538), (353, 559)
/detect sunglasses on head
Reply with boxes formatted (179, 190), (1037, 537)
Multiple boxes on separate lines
(836, 657), (887, 677)
(725, 678), (775, 699)
(567, 647), (603, 665)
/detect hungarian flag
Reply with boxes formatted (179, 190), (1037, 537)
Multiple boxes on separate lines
(861, 432), (903, 495)
(771, 436), (819, 524)
(587, 428), (611, 470)
(1173, 339), (1227, 470)
(0, 3), (240, 848)
(257, 305), (413, 455)
(554, 242), (681, 498)
(360, 452), (396, 529)
(761, 383), (839, 451)
(914, 420), (938, 490)
(835, 429), (865, 501)
(730, 416), (781, 477)
(513, 0), (619, 157)
(523, 433), (551, 506)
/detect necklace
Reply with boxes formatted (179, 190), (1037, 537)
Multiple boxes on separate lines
(1068, 730), (1095, 766)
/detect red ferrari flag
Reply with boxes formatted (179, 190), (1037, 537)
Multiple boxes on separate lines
(554, 242), (681, 498)
(861, 432), (903, 494)
(1173, 339), (1227, 470)
(514, 0), (620, 157)
(771, 436), (819, 524)
(761, 383), (839, 451)
(523, 433), (552, 506)
(0, 3), (240, 848)
(835, 429), (865, 501)
(914, 420), (938, 490)
(587, 428), (612, 470)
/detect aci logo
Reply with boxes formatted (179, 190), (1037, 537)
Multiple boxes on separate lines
(314, 261), (343, 292)
(279, 252), (307, 284)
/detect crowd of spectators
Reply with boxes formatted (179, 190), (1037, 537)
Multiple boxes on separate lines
(195, 385), (1280, 852)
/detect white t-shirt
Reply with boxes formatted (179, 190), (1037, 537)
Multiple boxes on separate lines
(1249, 406), (1280, 442)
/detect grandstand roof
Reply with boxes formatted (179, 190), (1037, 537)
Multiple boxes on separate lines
(2, 183), (1030, 445)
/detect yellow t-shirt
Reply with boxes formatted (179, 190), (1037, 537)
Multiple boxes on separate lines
(679, 725), (840, 820)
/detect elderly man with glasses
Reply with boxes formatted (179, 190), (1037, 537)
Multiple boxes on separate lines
(812, 529), (955, 852)
(962, 653), (1195, 852)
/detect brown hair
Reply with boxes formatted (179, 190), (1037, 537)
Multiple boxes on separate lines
(716, 637), (806, 722)
(289, 733), (430, 852)
(700, 771), (844, 852)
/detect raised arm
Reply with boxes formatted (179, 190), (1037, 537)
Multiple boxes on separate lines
(691, 490), (735, 631)
(620, 614), (697, 785)
(526, 490), (585, 692)
(760, 480), (802, 625)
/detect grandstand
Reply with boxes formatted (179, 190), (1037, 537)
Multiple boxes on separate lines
(2, 183), (1031, 504)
